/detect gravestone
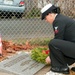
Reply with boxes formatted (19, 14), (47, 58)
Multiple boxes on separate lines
(0, 53), (45, 75)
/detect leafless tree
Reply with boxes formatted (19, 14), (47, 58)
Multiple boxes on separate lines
(55, 0), (75, 18)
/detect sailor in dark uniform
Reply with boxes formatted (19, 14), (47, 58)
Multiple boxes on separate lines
(41, 3), (75, 75)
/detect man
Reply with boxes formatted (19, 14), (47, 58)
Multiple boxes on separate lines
(41, 3), (75, 75)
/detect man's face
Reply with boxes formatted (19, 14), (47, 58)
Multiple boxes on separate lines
(45, 13), (54, 24)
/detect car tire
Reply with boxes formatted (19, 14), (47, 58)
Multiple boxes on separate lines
(5, 14), (12, 19)
(15, 13), (23, 18)
(0, 12), (12, 19)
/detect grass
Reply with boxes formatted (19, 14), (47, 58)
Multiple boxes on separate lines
(9, 38), (52, 46)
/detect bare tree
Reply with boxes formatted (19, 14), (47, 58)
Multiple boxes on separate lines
(55, 0), (75, 18)
(38, 0), (51, 8)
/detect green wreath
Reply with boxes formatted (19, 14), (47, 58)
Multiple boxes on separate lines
(31, 47), (50, 64)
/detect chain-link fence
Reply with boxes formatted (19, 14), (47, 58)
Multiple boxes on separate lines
(0, 0), (75, 46)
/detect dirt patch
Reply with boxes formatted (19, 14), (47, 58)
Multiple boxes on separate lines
(0, 40), (32, 61)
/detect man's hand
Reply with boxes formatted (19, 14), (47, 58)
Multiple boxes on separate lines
(45, 56), (51, 64)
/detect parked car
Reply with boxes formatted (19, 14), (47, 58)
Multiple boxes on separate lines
(0, 0), (25, 18)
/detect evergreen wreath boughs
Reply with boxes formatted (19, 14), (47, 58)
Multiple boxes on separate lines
(31, 47), (50, 64)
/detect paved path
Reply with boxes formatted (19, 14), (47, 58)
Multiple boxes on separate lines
(35, 65), (50, 75)
(0, 52), (50, 75)
(0, 65), (50, 75)
(0, 63), (75, 75)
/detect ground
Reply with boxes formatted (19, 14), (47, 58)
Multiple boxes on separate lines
(0, 40), (75, 75)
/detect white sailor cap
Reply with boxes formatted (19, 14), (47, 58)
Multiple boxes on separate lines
(41, 3), (56, 20)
